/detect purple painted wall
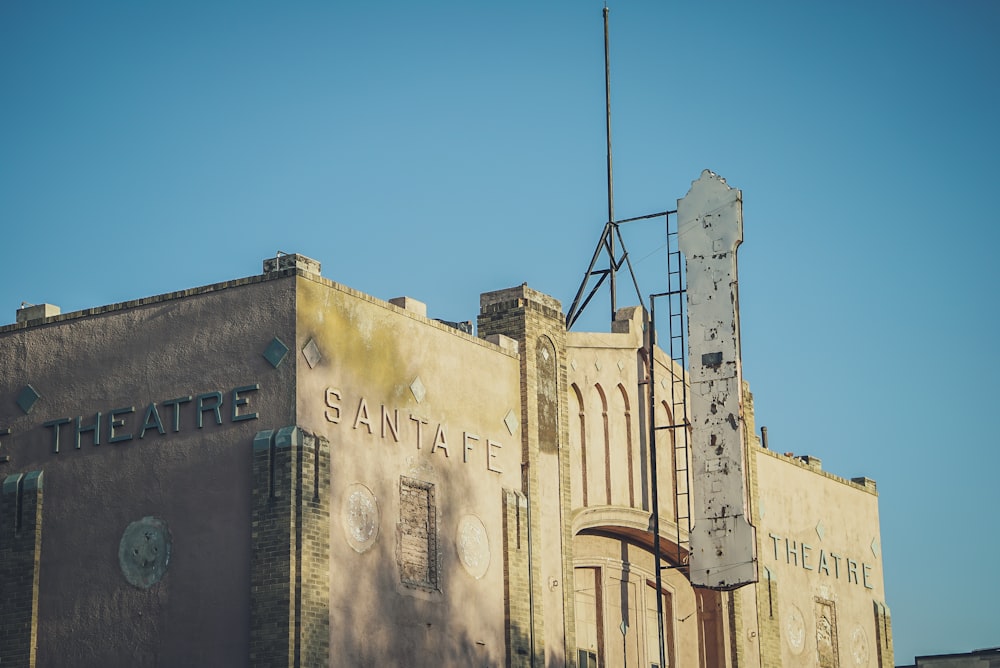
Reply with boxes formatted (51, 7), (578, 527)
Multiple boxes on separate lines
(0, 275), (296, 667)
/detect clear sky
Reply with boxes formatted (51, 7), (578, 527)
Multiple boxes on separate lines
(2, 1), (997, 662)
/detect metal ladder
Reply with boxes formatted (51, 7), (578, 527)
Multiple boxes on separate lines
(649, 220), (692, 568)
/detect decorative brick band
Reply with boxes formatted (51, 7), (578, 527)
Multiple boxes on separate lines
(502, 488), (532, 667)
(873, 600), (894, 667)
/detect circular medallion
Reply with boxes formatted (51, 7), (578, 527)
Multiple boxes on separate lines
(456, 515), (490, 579)
(851, 626), (869, 665)
(342, 484), (379, 553)
(785, 605), (806, 654)
(118, 516), (171, 589)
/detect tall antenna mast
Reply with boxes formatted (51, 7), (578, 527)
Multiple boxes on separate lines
(604, 5), (616, 321)
(565, 7), (657, 332)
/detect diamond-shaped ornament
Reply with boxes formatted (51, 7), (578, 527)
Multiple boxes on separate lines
(504, 410), (519, 436)
(870, 538), (880, 558)
(263, 337), (289, 368)
(815, 520), (825, 541)
(617, 359), (625, 372)
(410, 376), (426, 403)
(17, 385), (40, 414)
(302, 338), (322, 369)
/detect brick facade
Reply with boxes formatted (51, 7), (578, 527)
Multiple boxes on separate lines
(251, 427), (330, 668)
(503, 488), (532, 666)
(874, 600), (894, 667)
(0, 470), (43, 668)
(479, 286), (578, 667)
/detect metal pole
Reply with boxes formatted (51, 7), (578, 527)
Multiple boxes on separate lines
(524, 461), (536, 667)
(566, 223), (614, 329)
(604, 6), (616, 324)
(648, 297), (668, 668)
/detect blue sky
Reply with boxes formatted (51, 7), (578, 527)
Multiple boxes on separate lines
(2, 1), (998, 661)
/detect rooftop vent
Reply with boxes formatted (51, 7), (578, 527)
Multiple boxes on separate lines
(851, 476), (877, 491)
(16, 302), (60, 324)
(435, 319), (473, 335)
(263, 252), (321, 276)
(796, 455), (822, 471)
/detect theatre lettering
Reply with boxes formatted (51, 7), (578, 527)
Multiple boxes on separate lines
(768, 532), (875, 589)
(40, 384), (261, 453)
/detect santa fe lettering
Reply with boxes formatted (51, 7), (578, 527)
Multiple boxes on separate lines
(43, 384), (260, 453)
(324, 386), (503, 474)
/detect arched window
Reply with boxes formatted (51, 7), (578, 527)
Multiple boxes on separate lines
(570, 383), (586, 508)
(592, 383), (610, 506)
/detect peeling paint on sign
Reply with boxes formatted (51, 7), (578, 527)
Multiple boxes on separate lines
(678, 170), (757, 589)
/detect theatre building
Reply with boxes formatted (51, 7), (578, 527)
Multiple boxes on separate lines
(0, 178), (892, 668)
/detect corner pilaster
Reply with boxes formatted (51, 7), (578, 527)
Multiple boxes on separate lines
(479, 285), (577, 667)
(251, 426), (330, 668)
(0, 470), (44, 668)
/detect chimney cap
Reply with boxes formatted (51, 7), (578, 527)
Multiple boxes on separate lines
(16, 303), (61, 324)
(263, 252), (321, 275)
(389, 296), (427, 317)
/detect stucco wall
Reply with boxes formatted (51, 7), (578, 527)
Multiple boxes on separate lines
(294, 276), (523, 665)
(566, 306), (703, 668)
(0, 264), (894, 667)
(0, 276), (296, 667)
(751, 449), (887, 667)
(565, 307), (681, 530)
(572, 533), (703, 668)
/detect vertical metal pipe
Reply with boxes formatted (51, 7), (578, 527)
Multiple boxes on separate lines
(604, 6), (616, 324)
(523, 461), (536, 667)
(648, 297), (667, 668)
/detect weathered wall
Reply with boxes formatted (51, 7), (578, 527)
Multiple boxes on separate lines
(566, 309), (647, 515)
(747, 448), (890, 667)
(565, 307), (686, 542)
(478, 284), (577, 667)
(563, 302), (895, 668)
(566, 306), (701, 668)
(0, 275), (296, 667)
(571, 533), (702, 668)
(295, 276), (523, 665)
(0, 258), (895, 668)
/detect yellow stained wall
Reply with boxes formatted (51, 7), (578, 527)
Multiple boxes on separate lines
(295, 275), (524, 665)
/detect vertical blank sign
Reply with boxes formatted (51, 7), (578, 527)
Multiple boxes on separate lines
(677, 169), (757, 590)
